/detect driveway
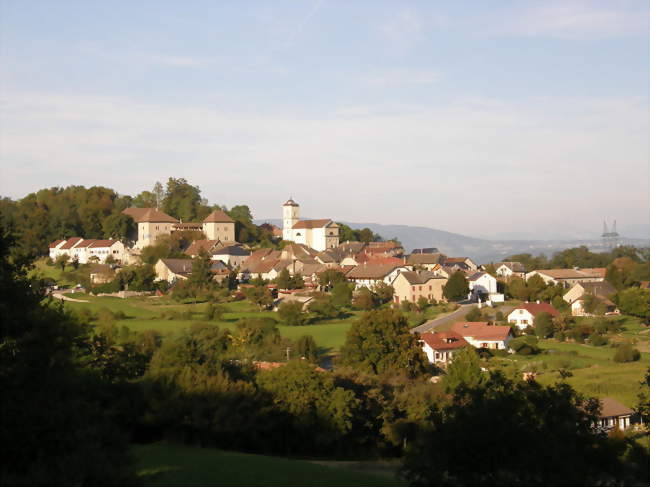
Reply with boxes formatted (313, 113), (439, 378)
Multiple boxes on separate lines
(411, 303), (477, 334)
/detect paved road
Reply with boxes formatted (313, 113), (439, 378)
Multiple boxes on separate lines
(410, 303), (477, 334)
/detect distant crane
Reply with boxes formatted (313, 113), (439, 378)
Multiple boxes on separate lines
(601, 219), (620, 249)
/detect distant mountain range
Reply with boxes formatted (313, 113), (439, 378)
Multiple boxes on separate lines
(256, 219), (650, 264)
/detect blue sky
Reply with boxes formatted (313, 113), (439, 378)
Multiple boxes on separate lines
(1, 0), (648, 239)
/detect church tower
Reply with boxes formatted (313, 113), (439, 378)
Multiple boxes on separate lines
(282, 198), (300, 241)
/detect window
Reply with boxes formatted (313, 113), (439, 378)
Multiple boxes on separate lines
(429, 285), (432, 291)
(419, 286), (422, 291)
(519, 309), (524, 314)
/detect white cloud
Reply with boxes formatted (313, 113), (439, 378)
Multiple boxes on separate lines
(0, 91), (647, 237)
(483, 1), (649, 39)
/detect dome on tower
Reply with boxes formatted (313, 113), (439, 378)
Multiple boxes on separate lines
(283, 198), (299, 207)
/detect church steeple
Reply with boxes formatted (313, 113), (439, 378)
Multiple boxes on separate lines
(282, 198), (300, 241)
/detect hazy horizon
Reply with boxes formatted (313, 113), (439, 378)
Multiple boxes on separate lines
(1, 1), (648, 240)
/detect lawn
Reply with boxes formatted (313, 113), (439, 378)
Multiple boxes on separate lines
(134, 443), (405, 487)
(492, 337), (649, 406)
(61, 295), (357, 351)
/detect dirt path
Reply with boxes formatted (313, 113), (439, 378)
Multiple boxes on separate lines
(51, 291), (90, 303)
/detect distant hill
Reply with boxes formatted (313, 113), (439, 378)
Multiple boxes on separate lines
(256, 219), (650, 264)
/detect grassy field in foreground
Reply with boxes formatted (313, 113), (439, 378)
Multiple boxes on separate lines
(134, 443), (405, 487)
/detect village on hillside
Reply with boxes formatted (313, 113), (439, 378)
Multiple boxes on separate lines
(40, 196), (650, 435)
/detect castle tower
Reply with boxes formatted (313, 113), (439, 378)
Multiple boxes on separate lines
(282, 198), (300, 241)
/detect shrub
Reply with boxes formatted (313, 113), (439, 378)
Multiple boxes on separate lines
(495, 311), (504, 322)
(613, 344), (641, 363)
(588, 333), (608, 347)
(278, 301), (307, 326)
(465, 307), (482, 322)
(509, 336), (541, 355)
(204, 302), (226, 321)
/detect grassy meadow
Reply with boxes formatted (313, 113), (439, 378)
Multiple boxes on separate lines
(134, 443), (405, 487)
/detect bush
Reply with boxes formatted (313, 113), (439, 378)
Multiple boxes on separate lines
(277, 301), (307, 326)
(204, 302), (226, 321)
(613, 344), (641, 363)
(588, 333), (608, 347)
(509, 336), (541, 355)
(91, 280), (121, 294)
(465, 307), (482, 322)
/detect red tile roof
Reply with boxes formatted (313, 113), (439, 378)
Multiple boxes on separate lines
(346, 264), (403, 279)
(49, 239), (65, 249)
(516, 302), (559, 317)
(185, 239), (220, 256)
(292, 219), (332, 229)
(88, 239), (120, 248)
(421, 331), (468, 350)
(203, 209), (234, 223)
(451, 322), (513, 341)
(59, 237), (83, 249)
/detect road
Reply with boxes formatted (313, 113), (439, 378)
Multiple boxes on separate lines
(410, 303), (477, 334)
(51, 290), (90, 303)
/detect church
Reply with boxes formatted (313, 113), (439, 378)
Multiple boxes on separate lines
(282, 199), (339, 251)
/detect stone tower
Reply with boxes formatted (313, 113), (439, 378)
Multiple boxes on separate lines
(282, 198), (300, 241)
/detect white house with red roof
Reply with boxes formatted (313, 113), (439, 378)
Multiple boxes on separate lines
(451, 322), (514, 350)
(419, 331), (469, 365)
(48, 238), (126, 264)
(507, 302), (559, 330)
(48, 239), (68, 260)
(281, 199), (339, 251)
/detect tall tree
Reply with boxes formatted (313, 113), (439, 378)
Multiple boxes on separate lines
(443, 271), (469, 301)
(443, 346), (486, 392)
(340, 309), (427, 376)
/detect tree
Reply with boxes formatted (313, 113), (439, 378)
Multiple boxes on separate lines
(340, 309), (427, 376)
(581, 293), (606, 316)
(615, 288), (650, 320)
(443, 271), (469, 301)
(204, 302), (226, 321)
(162, 177), (206, 221)
(277, 301), (307, 326)
(526, 274), (547, 301)
(227, 205), (253, 223)
(416, 296), (429, 312)
(187, 250), (213, 289)
(296, 335), (319, 362)
(373, 282), (394, 304)
(71, 255), (80, 269)
(637, 367), (650, 424)
(403, 374), (623, 487)
(317, 269), (347, 289)
(534, 311), (555, 338)
(55, 253), (69, 271)
(506, 276), (529, 301)
(276, 268), (291, 290)
(0, 233), (138, 485)
(101, 212), (134, 240)
(331, 281), (353, 308)
(464, 307), (481, 322)
(308, 296), (339, 322)
(353, 287), (377, 310)
(443, 346), (485, 392)
(244, 285), (273, 310)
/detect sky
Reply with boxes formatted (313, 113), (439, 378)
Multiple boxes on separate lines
(0, 0), (648, 240)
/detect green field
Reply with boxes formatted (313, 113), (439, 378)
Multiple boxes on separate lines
(134, 443), (405, 487)
(493, 330), (649, 406)
(58, 293), (359, 352)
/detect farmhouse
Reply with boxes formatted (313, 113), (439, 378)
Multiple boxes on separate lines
(508, 302), (559, 329)
(563, 281), (618, 316)
(48, 238), (126, 264)
(392, 271), (447, 305)
(495, 262), (526, 279)
(526, 268), (606, 287)
(420, 331), (468, 365)
(346, 264), (409, 289)
(451, 322), (513, 350)
(597, 397), (635, 431)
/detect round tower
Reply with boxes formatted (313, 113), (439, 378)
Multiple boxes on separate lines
(282, 198), (300, 241)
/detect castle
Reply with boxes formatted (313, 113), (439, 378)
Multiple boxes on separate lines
(281, 198), (339, 251)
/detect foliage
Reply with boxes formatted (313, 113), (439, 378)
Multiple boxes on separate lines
(204, 302), (226, 321)
(353, 287), (378, 310)
(442, 271), (469, 301)
(308, 296), (340, 322)
(443, 347), (485, 392)
(613, 344), (641, 363)
(509, 336), (541, 355)
(534, 311), (555, 338)
(402, 374), (624, 487)
(317, 269), (347, 288)
(373, 282), (394, 304)
(331, 281), (353, 308)
(581, 292), (606, 316)
(336, 223), (382, 243)
(0, 233), (138, 485)
(340, 309), (427, 376)
(296, 335), (319, 362)
(277, 301), (308, 326)
(615, 288), (650, 320)
(464, 307), (482, 322)
(637, 367), (650, 424)
(243, 285), (273, 310)
(276, 269), (304, 290)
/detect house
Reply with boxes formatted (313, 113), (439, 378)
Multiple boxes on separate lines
(443, 257), (478, 272)
(407, 253), (446, 271)
(392, 271), (447, 305)
(281, 199), (339, 251)
(184, 239), (222, 258)
(154, 258), (194, 282)
(451, 322), (513, 350)
(467, 272), (498, 299)
(525, 268), (606, 287)
(48, 239), (67, 260)
(508, 302), (559, 330)
(597, 398), (635, 431)
(495, 262), (526, 279)
(122, 208), (180, 248)
(202, 209), (235, 242)
(346, 264), (409, 289)
(211, 245), (250, 268)
(420, 331), (468, 365)
(85, 240), (127, 264)
(563, 281), (618, 316)
(273, 293), (313, 311)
